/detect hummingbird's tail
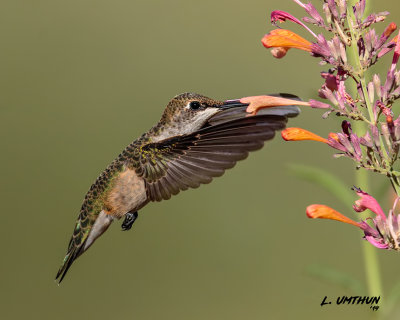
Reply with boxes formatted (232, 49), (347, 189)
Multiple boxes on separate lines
(55, 241), (85, 284)
(56, 210), (113, 284)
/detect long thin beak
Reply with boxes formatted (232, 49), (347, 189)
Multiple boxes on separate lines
(217, 100), (249, 110)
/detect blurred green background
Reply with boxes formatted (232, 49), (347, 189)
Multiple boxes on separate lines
(1, 0), (400, 319)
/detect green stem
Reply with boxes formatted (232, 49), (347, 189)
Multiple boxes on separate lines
(347, 1), (383, 302)
(346, 9), (375, 123)
(356, 167), (383, 297)
(391, 176), (400, 196)
(361, 240), (383, 295)
(347, 3), (390, 168)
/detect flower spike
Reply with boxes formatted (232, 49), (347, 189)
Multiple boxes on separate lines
(261, 0), (400, 253)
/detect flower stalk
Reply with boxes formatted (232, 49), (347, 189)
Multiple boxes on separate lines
(258, 0), (400, 301)
(345, 5), (382, 299)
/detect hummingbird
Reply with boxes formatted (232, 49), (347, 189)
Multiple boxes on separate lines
(56, 92), (300, 283)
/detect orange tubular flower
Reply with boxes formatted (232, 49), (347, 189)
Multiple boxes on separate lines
(261, 29), (313, 58)
(240, 95), (310, 115)
(281, 127), (328, 143)
(306, 204), (361, 227)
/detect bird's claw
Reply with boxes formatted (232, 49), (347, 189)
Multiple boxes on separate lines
(121, 211), (138, 231)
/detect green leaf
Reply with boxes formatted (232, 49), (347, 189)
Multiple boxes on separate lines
(306, 264), (365, 294)
(287, 163), (353, 207)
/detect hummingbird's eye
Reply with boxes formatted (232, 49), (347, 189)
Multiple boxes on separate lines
(189, 101), (201, 110)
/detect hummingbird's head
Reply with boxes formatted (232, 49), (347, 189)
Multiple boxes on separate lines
(151, 92), (248, 142)
(162, 92), (223, 124)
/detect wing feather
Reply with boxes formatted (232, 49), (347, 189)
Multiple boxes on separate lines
(137, 111), (298, 201)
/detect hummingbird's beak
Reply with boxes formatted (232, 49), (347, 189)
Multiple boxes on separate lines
(207, 100), (251, 126)
(217, 100), (249, 110)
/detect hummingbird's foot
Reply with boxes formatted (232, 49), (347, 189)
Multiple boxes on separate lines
(121, 211), (138, 231)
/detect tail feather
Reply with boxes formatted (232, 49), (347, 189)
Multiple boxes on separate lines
(55, 210), (113, 284)
(55, 242), (86, 284)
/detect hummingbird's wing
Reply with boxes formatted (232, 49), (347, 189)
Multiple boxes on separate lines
(136, 109), (298, 202)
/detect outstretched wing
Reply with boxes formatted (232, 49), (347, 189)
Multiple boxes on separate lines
(136, 107), (299, 202)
